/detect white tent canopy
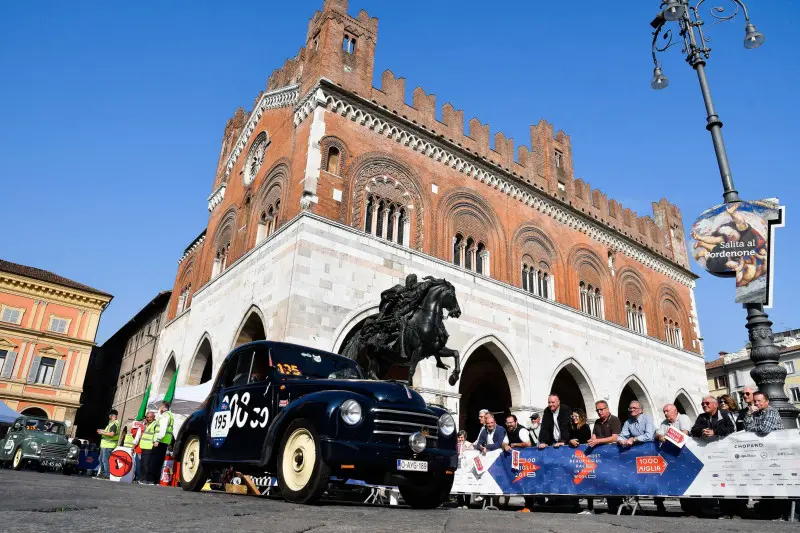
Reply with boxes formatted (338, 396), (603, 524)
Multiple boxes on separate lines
(0, 401), (19, 424)
(145, 382), (213, 437)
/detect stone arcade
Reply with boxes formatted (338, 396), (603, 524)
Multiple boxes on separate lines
(150, 1), (706, 440)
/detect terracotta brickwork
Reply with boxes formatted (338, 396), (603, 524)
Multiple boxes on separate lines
(168, 0), (701, 353)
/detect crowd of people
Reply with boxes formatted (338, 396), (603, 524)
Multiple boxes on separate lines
(90, 401), (174, 485)
(456, 388), (786, 517)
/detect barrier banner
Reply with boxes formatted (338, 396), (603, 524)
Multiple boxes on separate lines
(452, 430), (800, 498)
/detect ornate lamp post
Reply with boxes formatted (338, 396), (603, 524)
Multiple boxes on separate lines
(650, 0), (798, 427)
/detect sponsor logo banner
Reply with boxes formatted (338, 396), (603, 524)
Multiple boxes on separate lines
(452, 430), (800, 498)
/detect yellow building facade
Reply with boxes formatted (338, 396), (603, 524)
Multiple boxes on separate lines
(0, 259), (112, 430)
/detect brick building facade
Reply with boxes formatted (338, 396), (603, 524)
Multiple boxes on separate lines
(151, 1), (706, 432)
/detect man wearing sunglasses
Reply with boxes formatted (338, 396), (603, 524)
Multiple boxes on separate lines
(735, 387), (755, 431)
(690, 396), (735, 439)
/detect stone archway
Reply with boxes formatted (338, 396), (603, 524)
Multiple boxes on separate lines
(20, 407), (48, 418)
(674, 389), (698, 418)
(187, 335), (213, 386)
(616, 375), (655, 421)
(158, 355), (177, 396)
(233, 307), (266, 349)
(458, 336), (523, 441)
(549, 359), (596, 417)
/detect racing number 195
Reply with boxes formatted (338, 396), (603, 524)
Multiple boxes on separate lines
(276, 363), (301, 376)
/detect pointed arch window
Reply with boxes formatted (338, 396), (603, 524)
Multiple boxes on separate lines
(626, 301), (646, 334)
(664, 318), (682, 347)
(363, 193), (407, 246)
(522, 261), (554, 301)
(579, 281), (603, 318)
(257, 199), (281, 244)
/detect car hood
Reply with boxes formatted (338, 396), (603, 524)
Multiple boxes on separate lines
(287, 379), (428, 409)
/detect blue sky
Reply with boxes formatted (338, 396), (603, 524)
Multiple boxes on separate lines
(0, 1), (797, 360)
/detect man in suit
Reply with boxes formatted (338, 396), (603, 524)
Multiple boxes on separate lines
(537, 394), (571, 448)
(475, 413), (506, 453)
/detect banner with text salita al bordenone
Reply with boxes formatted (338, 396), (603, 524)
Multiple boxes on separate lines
(452, 430), (800, 498)
(690, 199), (784, 306)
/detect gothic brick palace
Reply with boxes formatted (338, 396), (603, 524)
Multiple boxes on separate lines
(151, 0), (706, 432)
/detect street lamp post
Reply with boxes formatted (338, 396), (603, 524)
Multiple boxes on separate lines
(650, 0), (798, 427)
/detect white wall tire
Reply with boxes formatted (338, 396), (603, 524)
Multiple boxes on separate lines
(277, 419), (329, 504)
(180, 435), (208, 492)
(11, 448), (23, 470)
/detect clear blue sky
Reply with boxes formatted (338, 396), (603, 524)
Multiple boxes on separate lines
(1, 1), (797, 360)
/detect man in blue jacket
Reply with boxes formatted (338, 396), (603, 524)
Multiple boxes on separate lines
(476, 413), (506, 453)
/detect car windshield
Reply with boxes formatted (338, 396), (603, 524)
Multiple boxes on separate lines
(25, 419), (65, 435)
(269, 344), (363, 380)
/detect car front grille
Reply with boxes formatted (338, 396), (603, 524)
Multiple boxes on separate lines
(40, 443), (68, 458)
(371, 408), (439, 446)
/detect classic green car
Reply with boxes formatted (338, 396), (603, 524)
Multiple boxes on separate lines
(0, 416), (79, 473)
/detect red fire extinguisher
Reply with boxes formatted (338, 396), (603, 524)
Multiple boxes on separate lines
(160, 449), (175, 486)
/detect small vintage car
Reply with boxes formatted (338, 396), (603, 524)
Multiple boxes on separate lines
(0, 416), (79, 473)
(175, 341), (458, 508)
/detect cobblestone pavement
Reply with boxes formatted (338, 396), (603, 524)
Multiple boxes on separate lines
(0, 470), (796, 533)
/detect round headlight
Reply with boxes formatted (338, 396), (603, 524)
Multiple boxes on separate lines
(29, 441), (39, 451)
(409, 432), (427, 454)
(340, 400), (362, 425)
(68, 446), (79, 457)
(438, 413), (455, 437)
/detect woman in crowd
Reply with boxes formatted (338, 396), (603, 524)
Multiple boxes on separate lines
(718, 394), (738, 412)
(568, 408), (591, 446)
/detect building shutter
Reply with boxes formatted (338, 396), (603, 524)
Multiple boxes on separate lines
(52, 359), (65, 387)
(27, 355), (41, 383)
(1, 351), (17, 379)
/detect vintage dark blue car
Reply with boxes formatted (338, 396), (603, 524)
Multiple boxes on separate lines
(175, 341), (458, 508)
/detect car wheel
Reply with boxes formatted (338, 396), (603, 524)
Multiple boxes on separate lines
(399, 475), (454, 509)
(11, 448), (24, 470)
(277, 419), (329, 504)
(180, 435), (208, 492)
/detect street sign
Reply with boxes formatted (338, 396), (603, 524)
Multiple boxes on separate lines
(690, 199), (784, 305)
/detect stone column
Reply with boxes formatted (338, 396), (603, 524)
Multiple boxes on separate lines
(380, 208), (390, 240)
(402, 216), (411, 247)
(391, 211), (400, 244)
(480, 250), (490, 277)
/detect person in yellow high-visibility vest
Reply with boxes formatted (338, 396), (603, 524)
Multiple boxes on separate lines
(137, 411), (158, 485)
(142, 402), (174, 484)
(95, 409), (119, 480)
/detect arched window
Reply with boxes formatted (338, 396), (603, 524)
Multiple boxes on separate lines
(343, 34), (356, 54)
(626, 301), (646, 334)
(326, 147), (340, 174)
(257, 199), (281, 244)
(522, 264), (529, 291)
(476, 243), (486, 275)
(363, 194), (407, 246)
(212, 242), (230, 277)
(579, 282), (603, 318)
(664, 318), (682, 348)
(176, 283), (192, 314)
(465, 237), (474, 270)
(453, 234), (463, 266)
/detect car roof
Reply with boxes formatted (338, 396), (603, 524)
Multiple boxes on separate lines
(229, 340), (349, 362)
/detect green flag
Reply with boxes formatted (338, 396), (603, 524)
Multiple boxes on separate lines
(136, 383), (151, 421)
(163, 365), (180, 404)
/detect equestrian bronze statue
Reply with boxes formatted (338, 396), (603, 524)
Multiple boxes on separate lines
(341, 274), (462, 386)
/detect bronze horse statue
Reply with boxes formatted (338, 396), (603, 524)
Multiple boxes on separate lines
(341, 276), (462, 386)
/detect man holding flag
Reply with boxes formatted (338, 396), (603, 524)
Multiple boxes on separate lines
(140, 368), (178, 484)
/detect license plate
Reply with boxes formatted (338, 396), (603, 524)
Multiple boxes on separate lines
(41, 459), (63, 469)
(397, 459), (428, 472)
